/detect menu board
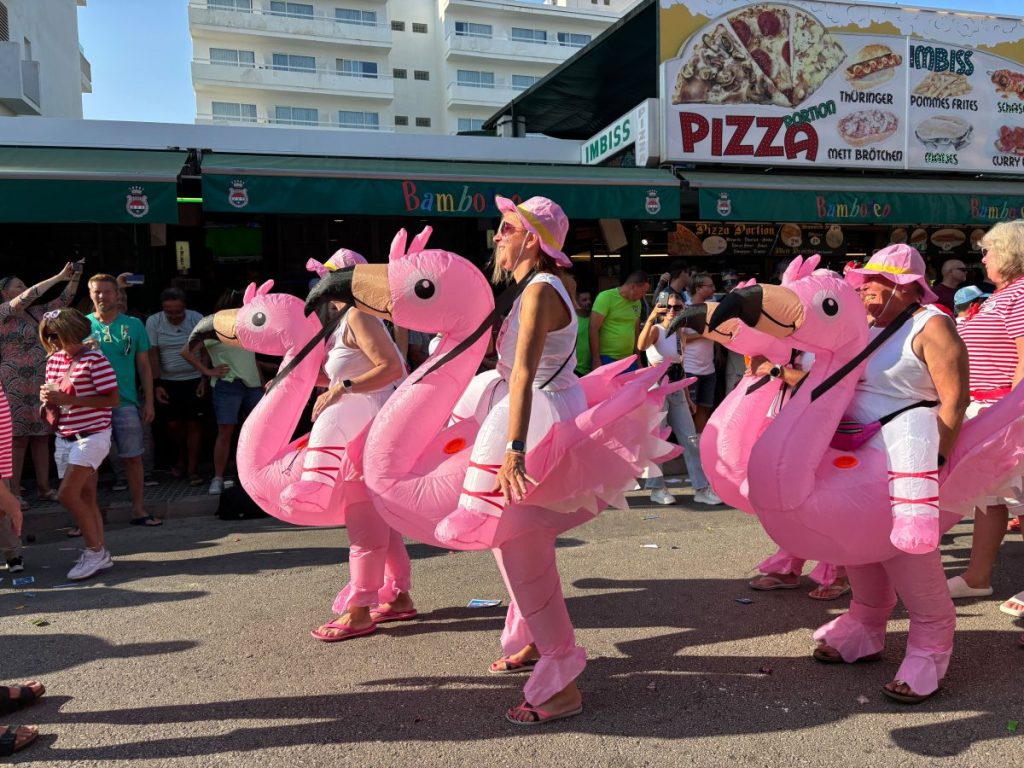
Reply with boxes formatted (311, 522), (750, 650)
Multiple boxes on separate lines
(659, 0), (1024, 174)
(668, 221), (848, 258)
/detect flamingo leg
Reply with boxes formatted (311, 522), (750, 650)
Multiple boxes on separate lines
(332, 499), (411, 613)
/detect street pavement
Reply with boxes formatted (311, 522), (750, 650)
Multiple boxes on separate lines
(1, 483), (1022, 767)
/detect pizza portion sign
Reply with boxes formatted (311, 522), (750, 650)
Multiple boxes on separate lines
(659, 0), (1024, 174)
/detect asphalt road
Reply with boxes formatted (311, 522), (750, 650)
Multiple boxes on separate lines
(2, 488), (1022, 767)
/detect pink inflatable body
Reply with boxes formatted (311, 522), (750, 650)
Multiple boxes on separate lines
(193, 280), (411, 610)
(305, 229), (682, 705)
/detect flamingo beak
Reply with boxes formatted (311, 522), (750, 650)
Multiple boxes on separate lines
(710, 284), (802, 338)
(304, 264), (392, 320)
(188, 310), (239, 349)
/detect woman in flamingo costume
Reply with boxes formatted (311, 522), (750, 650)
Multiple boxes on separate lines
(305, 201), (681, 724)
(189, 274), (416, 641)
(678, 250), (1024, 703)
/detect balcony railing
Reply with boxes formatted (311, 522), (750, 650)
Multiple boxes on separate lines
(445, 78), (522, 108)
(0, 42), (41, 115)
(197, 112), (395, 132)
(444, 28), (587, 62)
(188, 2), (392, 46)
(192, 58), (394, 99)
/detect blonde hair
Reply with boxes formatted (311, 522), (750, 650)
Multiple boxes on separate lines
(982, 220), (1024, 282)
(88, 273), (118, 289)
(39, 308), (92, 355)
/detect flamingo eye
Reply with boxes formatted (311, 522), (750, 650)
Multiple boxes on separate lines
(252, 311), (267, 327)
(414, 279), (435, 300)
(822, 298), (839, 316)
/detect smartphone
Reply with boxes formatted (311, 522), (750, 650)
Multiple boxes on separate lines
(124, 274), (145, 286)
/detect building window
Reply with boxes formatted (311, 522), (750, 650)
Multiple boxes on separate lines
(413, 70), (429, 81)
(557, 32), (591, 47)
(210, 48), (255, 67)
(395, 116), (409, 126)
(456, 69), (494, 88)
(269, 1), (313, 17)
(337, 59), (378, 78)
(335, 8), (377, 26)
(511, 27), (546, 44)
(511, 74), (540, 90)
(393, 68), (407, 79)
(454, 21), (492, 38)
(412, 22), (428, 33)
(457, 118), (485, 132)
(212, 101), (257, 122)
(272, 53), (316, 72)
(208, 0), (252, 10)
(273, 106), (319, 125)
(391, 20), (405, 31)
(0, 3), (7, 42)
(339, 110), (380, 130)
(415, 117), (431, 127)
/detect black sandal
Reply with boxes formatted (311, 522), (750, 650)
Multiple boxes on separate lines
(129, 515), (163, 527)
(0, 724), (39, 756)
(0, 683), (44, 715)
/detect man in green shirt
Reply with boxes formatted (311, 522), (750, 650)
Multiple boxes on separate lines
(589, 271), (649, 372)
(573, 289), (593, 376)
(87, 274), (157, 526)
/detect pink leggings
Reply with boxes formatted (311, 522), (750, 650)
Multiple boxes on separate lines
(331, 498), (411, 613)
(814, 547), (954, 695)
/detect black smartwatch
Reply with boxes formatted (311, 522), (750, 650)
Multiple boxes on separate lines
(768, 365), (784, 379)
(341, 379), (353, 392)
(506, 439), (526, 454)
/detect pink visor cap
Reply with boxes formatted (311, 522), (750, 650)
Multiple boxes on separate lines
(844, 243), (939, 305)
(306, 248), (367, 278)
(495, 195), (571, 268)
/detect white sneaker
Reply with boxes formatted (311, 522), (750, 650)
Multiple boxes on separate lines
(67, 548), (113, 580)
(209, 477), (225, 495)
(693, 488), (723, 505)
(650, 488), (676, 505)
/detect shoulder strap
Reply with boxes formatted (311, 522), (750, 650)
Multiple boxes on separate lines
(810, 303), (920, 402)
(538, 348), (575, 390)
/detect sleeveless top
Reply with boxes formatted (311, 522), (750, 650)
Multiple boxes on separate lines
(496, 272), (578, 392)
(846, 304), (946, 424)
(324, 313), (404, 395)
(645, 324), (681, 366)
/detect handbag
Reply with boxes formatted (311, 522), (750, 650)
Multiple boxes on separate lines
(829, 400), (938, 451)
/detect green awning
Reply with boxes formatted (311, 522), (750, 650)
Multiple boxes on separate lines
(201, 153), (680, 221)
(685, 171), (1024, 226)
(0, 148), (186, 223)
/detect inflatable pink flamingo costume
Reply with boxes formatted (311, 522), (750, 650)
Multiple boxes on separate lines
(189, 279), (411, 617)
(305, 228), (682, 711)
(688, 255), (1024, 695)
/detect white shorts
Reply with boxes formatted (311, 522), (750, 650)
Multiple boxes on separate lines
(55, 429), (112, 479)
(966, 400), (1023, 510)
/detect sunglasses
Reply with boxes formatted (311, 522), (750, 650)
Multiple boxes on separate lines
(43, 309), (61, 320)
(981, 247), (993, 257)
(666, 305), (684, 311)
(498, 220), (525, 236)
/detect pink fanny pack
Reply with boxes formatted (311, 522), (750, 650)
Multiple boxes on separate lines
(829, 400), (938, 452)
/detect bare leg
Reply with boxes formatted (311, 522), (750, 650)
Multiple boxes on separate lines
(186, 419), (202, 477)
(9, 436), (28, 496)
(58, 465), (104, 551)
(29, 436), (53, 495)
(958, 504), (1009, 590)
(123, 455), (148, 519)
(213, 424), (235, 479)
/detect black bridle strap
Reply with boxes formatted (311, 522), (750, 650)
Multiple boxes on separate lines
(810, 303), (920, 402)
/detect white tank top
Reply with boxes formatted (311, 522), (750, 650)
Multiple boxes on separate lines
(496, 272), (578, 391)
(846, 304), (946, 423)
(645, 324), (681, 365)
(323, 313), (402, 394)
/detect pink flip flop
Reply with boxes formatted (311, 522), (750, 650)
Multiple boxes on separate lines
(505, 700), (583, 726)
(368, 607), (418, 623)
(310, 620), (377, 642)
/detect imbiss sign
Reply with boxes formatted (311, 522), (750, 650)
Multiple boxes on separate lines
(581, 99), (660, 167)
(659, 0), (1024, 173)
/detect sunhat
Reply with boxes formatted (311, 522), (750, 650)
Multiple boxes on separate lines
(953, 285), (990, 307)
(495, 195), (571, 268)
(844, 243), (939, 305)
(306, 248), (367, 278)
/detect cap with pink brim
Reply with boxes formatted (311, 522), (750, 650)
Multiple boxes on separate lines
(306, 248), (367, 278)
(495, 195), (571, 268)
(844, 243), (939, 305)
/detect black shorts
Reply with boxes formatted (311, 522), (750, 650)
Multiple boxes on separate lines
(158, 378), (207, 421)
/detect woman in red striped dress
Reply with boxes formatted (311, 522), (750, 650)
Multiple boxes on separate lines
(39, 309), (120, 581)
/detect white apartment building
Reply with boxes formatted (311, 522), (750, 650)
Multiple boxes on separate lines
(189, 0), (634, 135)
(0, 0), (91, 118)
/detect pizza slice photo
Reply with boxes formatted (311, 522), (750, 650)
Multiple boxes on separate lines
(672, 22), (781, 105)
(727, 4), (794, 107)
(791, 8), (847, 103)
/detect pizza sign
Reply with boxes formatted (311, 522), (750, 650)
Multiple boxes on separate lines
(660, 0), (1024, 174)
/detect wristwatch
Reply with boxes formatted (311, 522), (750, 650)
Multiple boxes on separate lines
(506, 439), (526, 454)
(768, 365), (784, 379)
(341, 379), (353, 392)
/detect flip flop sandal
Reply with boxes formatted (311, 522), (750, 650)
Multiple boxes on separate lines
(66, 527), (82, 538)
(189, 475), (205, 487)
(0, 683), (45, 715)
(310, 620), (377, 643)
(368, 607), (418, 623)
(489, 656), (539, 675)
(999, 590), (1024, 618)
(947, 576), (993, 599)
(812, 645), (882, 665)
(505, 700), (583, 726)
(881, 681), (935, 705)
(0, 724), (38, 757)
(808, 583), (852, 601)
(130, 515), (163, 527)
(749, 574), (800, 591)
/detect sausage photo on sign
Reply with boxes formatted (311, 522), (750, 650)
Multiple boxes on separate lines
(844, 44), (903, 91)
